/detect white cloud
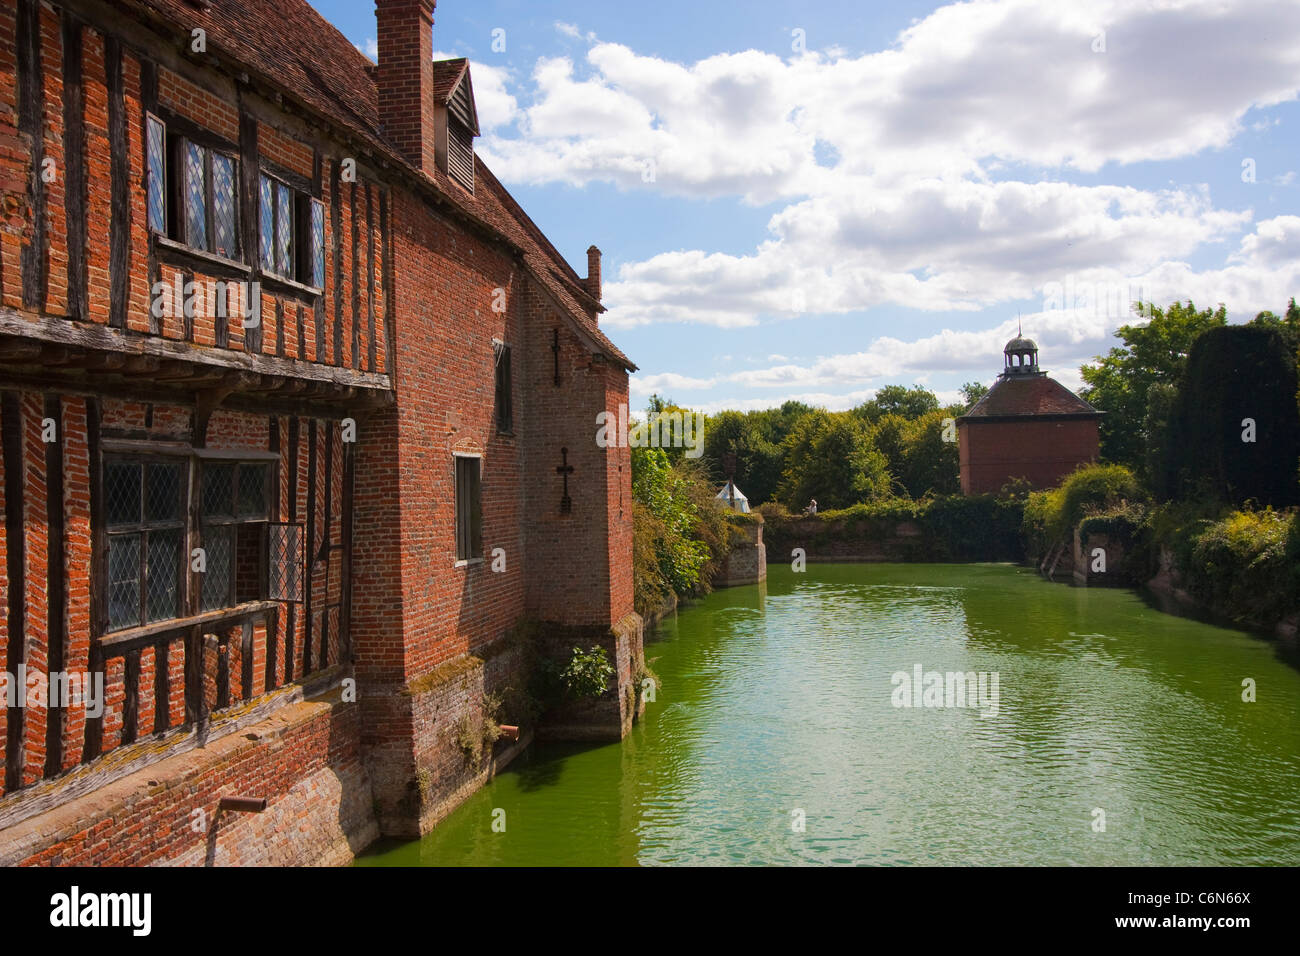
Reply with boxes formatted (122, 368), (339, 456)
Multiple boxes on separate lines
(470, 0), (1300, 340)
(433, 50), (519, 131)
(600, 179), (1249, 328)
(555, 21), (582, 39)
(481, 0), (1300, 200)
(629, 371), (719, 396)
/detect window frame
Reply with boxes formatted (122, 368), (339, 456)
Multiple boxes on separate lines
(198, 459), (274, 613)
(145, 115), (241, 262)
(103, 454), (189, 633)
(258, 169), (325, 290)
(145, 112), (168, 236)
(493, 339), (513, 435)
(96, 447), (288, 638)
(453, 452), (483, 565)
(154, 127), (240, 262)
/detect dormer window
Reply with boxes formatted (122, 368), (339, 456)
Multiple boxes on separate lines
(433, 59), (480, 193)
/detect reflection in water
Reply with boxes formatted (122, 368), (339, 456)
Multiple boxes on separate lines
(357, 563), (1300, 866)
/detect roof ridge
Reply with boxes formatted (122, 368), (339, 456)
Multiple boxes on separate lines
(474, 160), (600, 305)
(962, 372), (1101, 418)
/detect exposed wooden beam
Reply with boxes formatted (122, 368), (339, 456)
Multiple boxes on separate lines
(0, 309), (392, 392)
(0, 341), (43, 361)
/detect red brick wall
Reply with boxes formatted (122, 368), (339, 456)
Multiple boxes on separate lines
(158, 67), (238, 142)
(1, 697), (374, 867)
(365, 193), (525, 682)
(520, 284), (623, 628)
(959, 418), (1101, 494)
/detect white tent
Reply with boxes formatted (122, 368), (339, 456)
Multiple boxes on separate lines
(714, 479), (751, 513)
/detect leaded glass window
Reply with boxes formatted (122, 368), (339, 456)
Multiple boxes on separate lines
(310, 199), (325, 288)
(211, 153), (237, 259)
(146, 114), (166, 234)
(259, 175), (275, 272)
(199, 460), (271, 612)
(275, 182), (292, 274)
(183, 140), (208, 251)
(268, 524), (304, 602)
(172, 135), (239, 260)
(98, 453), (285, 636)
(259, 174), (296, 278)
(104, 458), (187, 632)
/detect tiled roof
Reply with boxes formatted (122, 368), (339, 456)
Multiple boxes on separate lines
(475, 162), (634, 369)
(961, 374), (1101, 419)
(122, 0), (635, 371)
(432, 59), (468, 102)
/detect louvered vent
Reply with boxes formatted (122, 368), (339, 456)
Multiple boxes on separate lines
(447, 121), (474, 192)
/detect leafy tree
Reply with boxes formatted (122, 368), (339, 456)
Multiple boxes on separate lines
(898, 409), (961, 497)
(631, 446), (710, 597)
(778, 411), (890, 510)
(701, 409), (784, 504)
(1079, 300), (1227, 474)
(1158, 325), (1300, 506)
(868, 413), (910, 488)
(1248, 297), (1300, 354)
(852, 385), (940, 423)
(640, 395), (700, 465)
(958, 381), (989, 411)
(698, 401), (814, 505)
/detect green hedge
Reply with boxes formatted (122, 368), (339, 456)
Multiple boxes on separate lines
(1177, 508), (1300, 626)
(764, 494), (1024, 562)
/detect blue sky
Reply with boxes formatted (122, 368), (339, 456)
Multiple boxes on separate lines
(311, 0), (1300, 412)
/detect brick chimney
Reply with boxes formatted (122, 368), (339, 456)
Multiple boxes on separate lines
(585, 245), (602, 302)
(376, 0), (437, 177)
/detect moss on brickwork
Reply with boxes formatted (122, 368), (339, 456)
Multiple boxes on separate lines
(401, 656), (484, 698)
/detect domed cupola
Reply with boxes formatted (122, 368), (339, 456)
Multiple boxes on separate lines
(1003, 328), (1040, 376)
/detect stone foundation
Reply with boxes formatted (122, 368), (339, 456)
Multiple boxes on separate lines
(716, 517), (767, 587)
(536, 613), (645, 741)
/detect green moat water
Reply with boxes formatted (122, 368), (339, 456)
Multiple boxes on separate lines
(356, 563), (1300, 866)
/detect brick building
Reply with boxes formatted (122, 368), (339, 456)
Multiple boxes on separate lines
(0, 0), (641, 864)
(957, 335), (1102, 495)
